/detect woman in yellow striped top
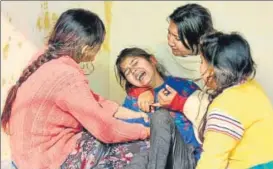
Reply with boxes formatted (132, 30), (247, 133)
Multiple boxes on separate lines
(195, 32), (273, 169)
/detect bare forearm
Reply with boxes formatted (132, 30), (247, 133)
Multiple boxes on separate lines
(114, 106), (143, 119)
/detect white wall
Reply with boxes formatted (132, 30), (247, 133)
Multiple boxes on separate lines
(108, 1), (273, 103)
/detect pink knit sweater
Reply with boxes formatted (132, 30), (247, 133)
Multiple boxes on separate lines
(9, 53), (148, 169)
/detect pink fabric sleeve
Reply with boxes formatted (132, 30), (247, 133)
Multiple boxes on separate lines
(90, 91), (120, 117)
(56, 74), (148, 143)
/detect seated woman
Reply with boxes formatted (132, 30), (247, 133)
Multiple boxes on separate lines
(195, 32), (273, 169)
(2, 9), (150, 169)
(115, 47), (202, 160)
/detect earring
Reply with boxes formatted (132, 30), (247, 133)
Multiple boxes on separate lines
(85, 62), (94, 75)
(80, 62), (94, 75)
(81, 45), (88, 55)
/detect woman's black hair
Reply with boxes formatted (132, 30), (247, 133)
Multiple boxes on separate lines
(169, 3), (214, 55)
(2, 8), (105, 133)
(198, 31), (256, 141)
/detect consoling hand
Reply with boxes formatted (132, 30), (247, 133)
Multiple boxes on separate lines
(114, 106), (149, 122)
(138, 90), (155, 113)
(151, 85), (177, 108)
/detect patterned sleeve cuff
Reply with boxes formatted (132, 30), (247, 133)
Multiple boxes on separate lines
(168, 93), (187, 112)
(206, 109), (244, 140)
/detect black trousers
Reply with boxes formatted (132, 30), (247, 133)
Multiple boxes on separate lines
(125, 109), (197, 169)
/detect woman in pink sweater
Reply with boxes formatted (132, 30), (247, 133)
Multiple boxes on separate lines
(1, 9), (150, 169)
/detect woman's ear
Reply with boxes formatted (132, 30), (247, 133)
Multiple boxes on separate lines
(207, 66), (217, 89)
(78, 45), (89, 62)
(208, 66), (215, 76)
(150, 55), (158, 65)
(81, 45), (101, 62)
(81, 45), (89, 55)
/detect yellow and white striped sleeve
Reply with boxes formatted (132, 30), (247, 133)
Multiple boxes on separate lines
(196, 109), (244, 169)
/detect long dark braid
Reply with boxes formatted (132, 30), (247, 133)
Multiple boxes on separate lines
(1, 46), (61, 133)
(1, 8), (105, 133)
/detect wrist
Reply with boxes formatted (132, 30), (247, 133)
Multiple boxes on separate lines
(140, 127), (150, 139)
(168, 93), (187, 112)
(114, 106), (129, 118)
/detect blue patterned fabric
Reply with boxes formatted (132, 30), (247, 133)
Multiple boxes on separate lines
(120, 76), (202, 160)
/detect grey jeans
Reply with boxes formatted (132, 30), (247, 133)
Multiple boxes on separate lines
(125, 109), (197, 169)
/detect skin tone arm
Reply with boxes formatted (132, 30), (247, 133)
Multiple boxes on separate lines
(114, 106), (149, 122)
(138, 90), (155, 112)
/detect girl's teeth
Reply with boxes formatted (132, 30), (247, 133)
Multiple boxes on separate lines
(138, 72), (145, 80)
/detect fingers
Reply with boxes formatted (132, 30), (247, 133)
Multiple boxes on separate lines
(156, 85), (177, 107)
(158, 91), (166, 102)
(144, 101), (151, 112)
(137, 99), (142, 111)
(150, 102), (161, 107)
(138, 90), (155, 112)
(138, 85), (177, 112)
(138, 100), (146, 112)
(140, 113), (149, 123)
(145, 127), (150, 137)
(158, 88), (169, 97)
(138, 100), (154, 113)
(165, 84), (176, 93)
(158, 91), (168, 105)
(139, 101), (151, 112)
(138, 99), (154, 112)
(150, 105), (155, 113)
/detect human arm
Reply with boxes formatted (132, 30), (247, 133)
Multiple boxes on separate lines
(151, 78), (199, 112)
(196, 110), (244, 169)
(128, 87), (155, 112)
(56, 74), (149, 143)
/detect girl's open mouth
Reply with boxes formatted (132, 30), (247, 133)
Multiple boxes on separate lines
(136, 71), (146, 81)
